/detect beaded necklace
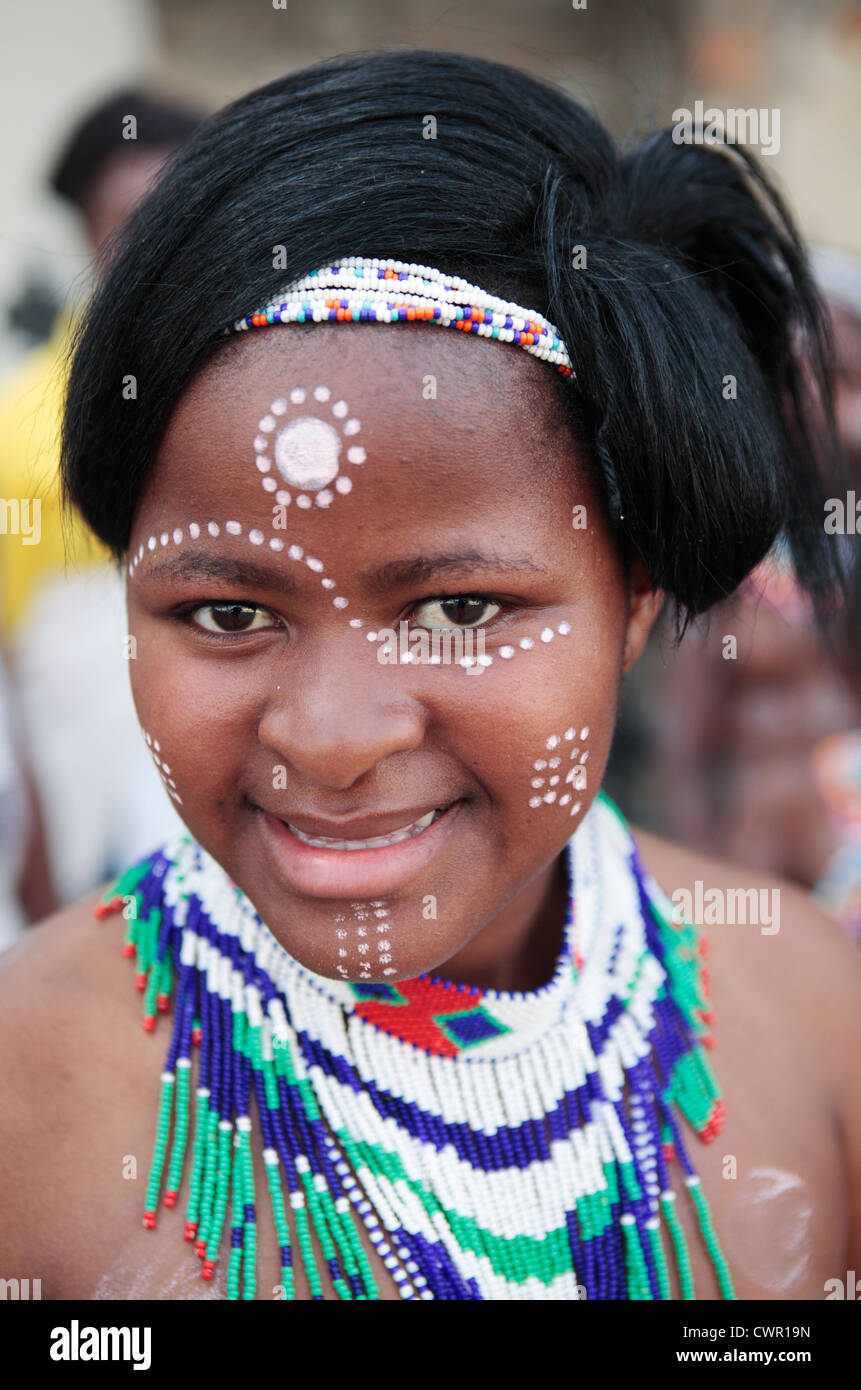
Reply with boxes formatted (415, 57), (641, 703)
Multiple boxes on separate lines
(95, 792), (734, 1300)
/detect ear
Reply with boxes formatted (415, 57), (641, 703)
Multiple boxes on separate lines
(622, 555), (664, 674)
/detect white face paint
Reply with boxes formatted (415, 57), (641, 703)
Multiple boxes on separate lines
(125, 388), (578, 683)
(254, 389), (365, 511)
(722, 1167), (813, 1293)
(332, 901), (396, 980)
(528, 725), (589, 815)
(143, 730), (182, 806)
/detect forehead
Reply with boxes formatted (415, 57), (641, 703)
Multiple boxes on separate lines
(143, 328), (586, 539)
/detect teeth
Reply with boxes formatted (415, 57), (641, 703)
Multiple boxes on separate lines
(286, 808), (440, 850)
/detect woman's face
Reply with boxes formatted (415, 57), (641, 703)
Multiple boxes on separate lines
(127, 323), (659, 985)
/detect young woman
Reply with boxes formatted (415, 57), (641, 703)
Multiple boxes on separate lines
(2, 49), (859, 1302)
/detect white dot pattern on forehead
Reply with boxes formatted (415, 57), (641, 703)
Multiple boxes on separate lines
(252, 391), (366, 513)
(126, 520), (353, 618)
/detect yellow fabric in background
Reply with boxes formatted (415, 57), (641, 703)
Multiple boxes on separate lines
(0, 311), (109, 633)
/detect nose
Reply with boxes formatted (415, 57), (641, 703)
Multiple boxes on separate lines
(259, 643), (426, 790)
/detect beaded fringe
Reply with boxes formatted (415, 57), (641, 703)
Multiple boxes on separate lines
(95, 799), (735, 1301)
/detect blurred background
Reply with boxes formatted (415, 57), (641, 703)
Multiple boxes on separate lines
(0, 0), (859, 946)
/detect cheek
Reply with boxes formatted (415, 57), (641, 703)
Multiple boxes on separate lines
(438, 632), (622, 824)
(129, 627), (259, 810)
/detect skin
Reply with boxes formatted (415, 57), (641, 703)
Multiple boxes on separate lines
(1, 323), (860, 1299)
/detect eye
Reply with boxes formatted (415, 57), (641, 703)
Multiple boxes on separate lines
(411, 595), (502, 630)
(189, 602), (277, 635)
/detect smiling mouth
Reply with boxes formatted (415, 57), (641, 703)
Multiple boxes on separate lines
(283, 808), (446, 851)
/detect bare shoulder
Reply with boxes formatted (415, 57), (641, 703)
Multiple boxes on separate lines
(633, 825), (861, 1120)
(0, 883), (150, 1272)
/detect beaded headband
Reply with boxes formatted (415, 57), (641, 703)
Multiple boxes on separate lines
(226, 257), (574, 377)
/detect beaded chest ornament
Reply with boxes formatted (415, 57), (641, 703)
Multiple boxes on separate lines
(95, 794), (734, 1300)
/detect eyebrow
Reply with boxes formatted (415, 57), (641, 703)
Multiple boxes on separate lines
(363, 551), (548, 594)
(139, 548), (548, 593)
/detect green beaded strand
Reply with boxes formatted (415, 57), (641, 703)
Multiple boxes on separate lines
(226, 1135), (244, 1301)
(263, 1151), (296, 1300)
(184, 1086), (210, 1235)
(621, 1215), (651, 1299)
(165, 1057), (191, 1198)
(647, 1218), (672, 1300)
(144, 1071), (175, 1220)
(237, 1120), (258, 1300)
(204, 1119), (234, 1266)
(660, 1191), (695, 1299)
(687, 1177), (736, 1300)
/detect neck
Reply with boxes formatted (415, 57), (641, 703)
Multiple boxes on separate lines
(425, 849), (570, 994)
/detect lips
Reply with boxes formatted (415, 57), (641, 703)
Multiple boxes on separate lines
(256, 800), (462, 899)
(286, 808), (443, 851)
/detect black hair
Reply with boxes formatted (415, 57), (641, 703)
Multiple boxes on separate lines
(50, 88), (203, 209)
(60, 48), (850, 632)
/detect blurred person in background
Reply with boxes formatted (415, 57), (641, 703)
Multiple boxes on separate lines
(0, 89), (202, 913)
(636, 246), (861, 941)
